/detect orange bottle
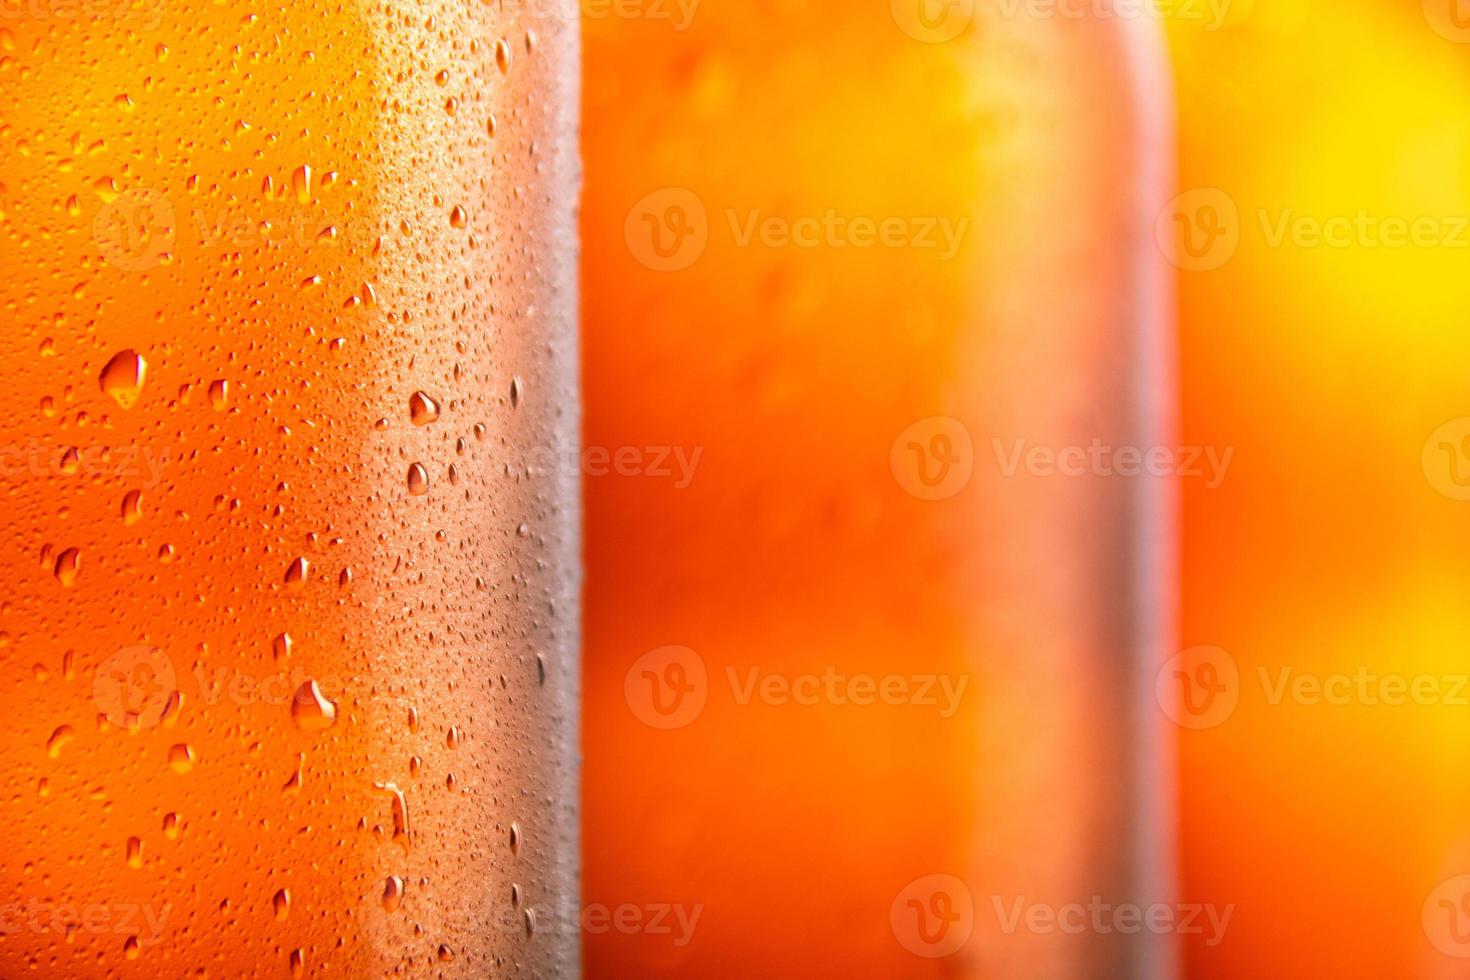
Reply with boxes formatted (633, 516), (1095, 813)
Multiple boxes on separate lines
(0, 3), (580, 976)
(584, 2), (1175, 977)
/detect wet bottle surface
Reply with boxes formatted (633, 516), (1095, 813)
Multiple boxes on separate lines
(0, 2), (580, 976)
(584, 1), (1173, 977)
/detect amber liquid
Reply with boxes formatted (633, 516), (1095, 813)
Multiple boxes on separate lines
(583, 2), (1174, 977)
(0, 2), (580, 976)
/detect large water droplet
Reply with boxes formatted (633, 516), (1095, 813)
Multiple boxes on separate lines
(407, 463), (429, 496)
(53, 548), (81, 587)
(167, 743), (195, 774)
(284, 557), (310, 590)
(99, 350), (147, 409)
(409, 391), (440, 426)
(290, 680), (337, 732)
(382, 876), (405, 913)
(291, 165), (311, 204)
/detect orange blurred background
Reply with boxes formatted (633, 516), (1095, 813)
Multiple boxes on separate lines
(582, 0), (1470, 977)
(1168, 1), (1470, 978)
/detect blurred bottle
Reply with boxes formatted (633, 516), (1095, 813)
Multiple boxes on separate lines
(584, 0), (1173, 976)
(0, 2), (579, 976)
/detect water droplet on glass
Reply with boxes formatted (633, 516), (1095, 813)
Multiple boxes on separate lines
(290, 680), (337, 732)
(46, 725), (75, 758)
(284, 557), (310, 590)
(291, 164), (311, 204)
(407, 463), (429, 496)
(53, 548), (81, 587)
(167, 743), (195, 774)
(409, 391), (440, 426)
(382, 876), (405, 913)
(99, 350), (147, 408)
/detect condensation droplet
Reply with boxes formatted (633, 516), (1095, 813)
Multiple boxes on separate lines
(407, 463), (429, 496)
(283, 752), (305, 794)
(291, 164), (312, 204)
(46, 725), (75, 758)
(449, 205), (468, 229)
(284, 557), (310, 590)
(382, 876), (405, 913)
(409, 391), (440, 426)
(168, 743), (195, 774)
(99, 350), (147, 408)
(207, 379), (229, 411)
(53, 548), (81, 587)
(126, 836), (143, 869)
(290, 680), (337, 732)
(272, 889), (291, 921)
(375, 782), (412, 850)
